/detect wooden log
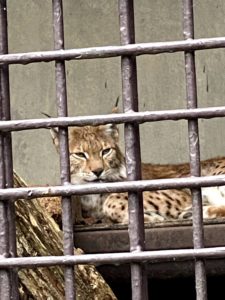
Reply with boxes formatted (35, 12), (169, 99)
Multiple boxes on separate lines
(13, 172), (117, 300)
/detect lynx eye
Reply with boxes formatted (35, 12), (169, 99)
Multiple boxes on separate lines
(72, 152), (87, 159)
(102, 148), (112, 156)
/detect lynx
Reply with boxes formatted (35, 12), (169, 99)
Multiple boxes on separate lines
(50, 124), (225, 224)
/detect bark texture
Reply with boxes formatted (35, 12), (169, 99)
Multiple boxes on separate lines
(13, 172), (117, 300)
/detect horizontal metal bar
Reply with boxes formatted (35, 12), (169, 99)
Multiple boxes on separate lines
(0, 246), (225, 268)
(0, 37), (225, 65)
(1, 106), (225, 132)
(1, 175), (225, 200)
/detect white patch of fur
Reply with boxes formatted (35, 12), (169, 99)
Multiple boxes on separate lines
(80, 194), (101, 211)
(202, 206), (211, 218)
(202, 186), (225, 206)
(100, 163), (126, 182)
(119, 164), (127, 180)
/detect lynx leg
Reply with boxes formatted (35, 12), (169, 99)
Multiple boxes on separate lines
(103, 193), (166, 224)
(203, 205), (225, 218)
(178, 206), (193, 220)
(103, 193), (129, 223)
(179, 205), (225, 220)
(144, 211), (165, 223)
(71, 195), (83, 224)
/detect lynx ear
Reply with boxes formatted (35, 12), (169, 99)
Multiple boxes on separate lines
(50, 127), (59, 151)
(101, 97), (120, 141)
(112, 106), (119, 113)
(41, 112), (60, 151)
(111, 96), (120, 113)
(101, 123), (119, 142)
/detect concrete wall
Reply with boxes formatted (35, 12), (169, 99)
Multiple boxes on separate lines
(7, 0), (225, 185)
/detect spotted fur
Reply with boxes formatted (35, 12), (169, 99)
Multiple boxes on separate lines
(104, 158), (225, 223)
(51, 125), (225, 224)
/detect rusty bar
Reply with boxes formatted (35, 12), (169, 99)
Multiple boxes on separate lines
(0, 37), (225, 65)
(183, 1), (207, 299)
(1, 174), (225, 200)
(1, 106), (225, 132)
(52, 0), (75, 299)
(0, 246), (225, 268)
(119, 1), (148, 299)
(0, 0), (18, 299)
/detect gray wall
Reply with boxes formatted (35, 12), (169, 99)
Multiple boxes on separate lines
(7, 0), (225, 185)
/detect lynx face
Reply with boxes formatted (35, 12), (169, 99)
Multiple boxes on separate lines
(51, 124), (126, 185)
(67, 124), (126, 185)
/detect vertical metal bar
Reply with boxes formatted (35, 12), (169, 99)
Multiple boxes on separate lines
(182, 1), (207, 299)
(52, 0), (75, 299)
(0, 0), (18, 299)
(0, 128), (10, 300)
(118, 1), (148, 299)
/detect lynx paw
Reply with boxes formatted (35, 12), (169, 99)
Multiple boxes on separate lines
(178, 206), (193, 220)
(144, 211), (165, 223)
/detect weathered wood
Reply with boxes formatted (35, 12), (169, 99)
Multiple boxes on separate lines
(13, 172), (117, 300)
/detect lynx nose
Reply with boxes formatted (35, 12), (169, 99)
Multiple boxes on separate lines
(92, 168), (104, 178)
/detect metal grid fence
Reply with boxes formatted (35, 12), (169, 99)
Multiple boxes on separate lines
(1, 0), (225, 299)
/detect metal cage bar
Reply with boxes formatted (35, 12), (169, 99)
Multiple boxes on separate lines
(0, 36), (225, 65)
(118, 1), (148, 299)
(0, 118), (10, 299)
(1, 173), (225, 200)
(0, 1), (18, 299)
(182, 1), (207, 299)
(0, 246), (225, 268)
(52, 0), (75, 299)
(0, 1), (224, 299)
(1, 106), (225, 132)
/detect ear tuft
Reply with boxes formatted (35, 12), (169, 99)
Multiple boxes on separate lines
(111, 96), (120, 113)
(41, 112), (52, 118)
(50, 128), (59, 151)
